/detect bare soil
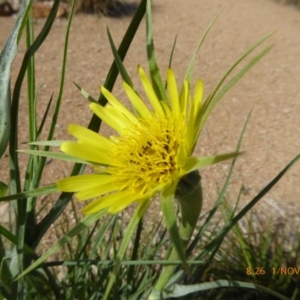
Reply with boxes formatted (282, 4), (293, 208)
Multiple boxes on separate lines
(0, 0), (300, 244)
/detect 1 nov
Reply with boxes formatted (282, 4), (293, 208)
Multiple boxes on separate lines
(272, 267), (300, 275)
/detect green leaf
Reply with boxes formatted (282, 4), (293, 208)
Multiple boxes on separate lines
(27, 140), (65, 147)
(165, 36), (177, 91)
(194, 33), (274, 146)
(0, 235), (13, 297)
(184, 151), (242, 173)
(185, 16), (217, 83)
(36, 92), (53, 139)
(149, 183), (188, 299)
(0, 184), (57, 202)
(0, 182), (8, 197)
(27, 0), (77, 194)
(168, 36), (177, 70)
(107, 27), (142, 117)
(151, 178), (202, 297)
(16, 209), (107, 279)
(0, 225), (34, 254)
(74, 82), (98, 103)
(187, 112), (252, 260)
(0, 0), (33, 157)
(7, 13), (69, 293)
(18, 149), (87, 164)
(146, 0), (168, 103)
(9, 0), (64, 197)
(106, 27), (134, 88)
(202, 153), (300, 257)
(196, 46), (272, 144)
(164, 280), (290, 299)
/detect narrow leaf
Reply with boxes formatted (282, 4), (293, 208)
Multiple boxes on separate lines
(18, 150), (87, 164)
(194, 32), (274, 145)
(146, 0), (167, 103)
(0, 183), (57, 202)
(203, 153), (300, 256)
(0, 0), (33, 157)
(74, 82), (98, 103)
(27, 140), (65, 147)
(9, 0), (62, 196)
(165, 280), (290, 299)
(0, 181), (8, 197)
(168, 36), (177, 70)
(196, 46), (272, 142)
(185, 16), (218, 83)
(188, 112), (252, 258)
(107, 27), (134, 88)
(0, 225), (34, 254)
(184, 151), (242, 173)
(17, 209), (107, 279)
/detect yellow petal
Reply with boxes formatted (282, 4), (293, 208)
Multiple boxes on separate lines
(57, 174), (112, 191)
(193, 79), (203, 117)
(161, 101), (171, 118)
(76, 183), (117, 201)
(179, 80), (189, 117)
(61, 142), (112, 165)
(68, 124), (114, 150)
(122, 81), (151, 119)
(177, 145), (187, 168)
(108, 194), (148, 213)
(90, 103), (133, 135)
(82, 190), (132, 215)
(186, 112), (196, 155)
(138, 66), (165, 115)
(167, 69), (180, 116)
(100, 86), (138, 124)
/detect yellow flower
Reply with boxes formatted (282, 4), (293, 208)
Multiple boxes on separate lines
(57, 66), (231, 214)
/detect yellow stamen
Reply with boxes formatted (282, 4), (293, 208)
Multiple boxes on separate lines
(109, 112), (186, 195)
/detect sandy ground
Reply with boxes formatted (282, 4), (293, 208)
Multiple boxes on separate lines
(0, 0), (300, 237)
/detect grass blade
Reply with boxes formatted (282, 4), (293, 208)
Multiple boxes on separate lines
(185, 16), (217, 83)
(0, 184), (57, 202)
(145, 0), (167, 103)
(203, 153), (300, 257)
(17, 209), (107, 279)
(165, 280), (290, 299)
(0, 0), (33, 157)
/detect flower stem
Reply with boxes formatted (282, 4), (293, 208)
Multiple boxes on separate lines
(150, 170), (202, 298)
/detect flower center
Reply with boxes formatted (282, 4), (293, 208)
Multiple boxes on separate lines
(108, 113), (186, 195)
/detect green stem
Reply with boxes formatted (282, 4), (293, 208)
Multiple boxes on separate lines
(151, 170), (202, 298)
(103, 199), (151, 300)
